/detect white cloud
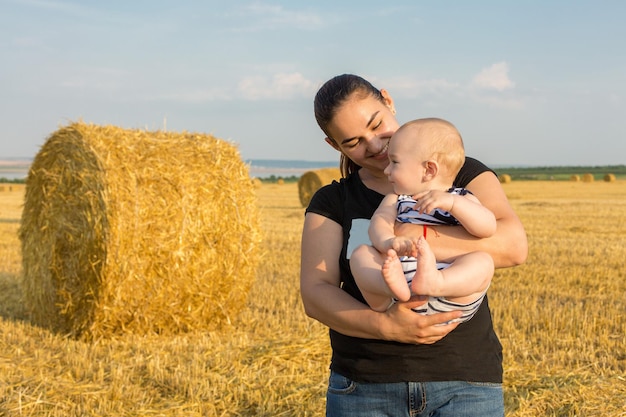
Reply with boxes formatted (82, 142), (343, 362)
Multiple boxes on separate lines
(471, 62), (515, 91)
(238, 72), (317, 100)
(152, 88), (233, 103)
(371, 68), (523, 110)
(58, 67), (129, 93)
(17, 0), (94, 17)
(381, 76), (460, 99)
(470, 94), (524, 109)
(229, 3), (324, 32)
(12, 36), (44, 48)
(608, 93), (622, 106)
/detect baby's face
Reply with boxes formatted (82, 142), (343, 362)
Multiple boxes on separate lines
(384, 130), (429, 195)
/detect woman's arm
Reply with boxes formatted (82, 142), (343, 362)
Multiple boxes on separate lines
(300, 212), (462, 344)
(413, 190), (496, 238)
(448, 192), (496, 238)
(397, 171), (528, 268)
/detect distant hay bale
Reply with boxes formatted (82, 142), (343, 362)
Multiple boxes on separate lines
(570, 175), (580, 182)
(604, 173), (616, 182)
(581, 173), (595, 183)
(20, 122), (261, 339)
(499, 174), (512, 184)
(251, 177), (263, 189)
(298, 168), (342, 207)
(276, 178), (285, 185)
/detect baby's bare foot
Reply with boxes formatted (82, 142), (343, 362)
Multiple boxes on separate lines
(381, 249), (412, 302)
(409, 237), (442, 295)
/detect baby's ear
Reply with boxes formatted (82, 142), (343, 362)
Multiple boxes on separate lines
(423, 160), (439, 180)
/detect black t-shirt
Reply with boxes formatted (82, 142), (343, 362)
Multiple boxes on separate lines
(305, 157), (503, 383)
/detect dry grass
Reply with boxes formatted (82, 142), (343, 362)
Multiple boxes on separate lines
(497, 180), (626, 416)
(1, 180), (625, 416)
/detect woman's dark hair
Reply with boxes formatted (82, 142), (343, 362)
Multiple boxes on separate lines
(314, 74), (384, 177)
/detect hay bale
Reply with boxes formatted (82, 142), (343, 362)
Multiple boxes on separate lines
(499, 174), (512, 184)
(570, 175), (580, 182)
(582, 173), (595, 183)
(298, 168), (342, 207)
(276, 178), (285, 185)
(19, 122), (261, 339)
(251, 177), (263, 189)
(604, 173), (616, 182)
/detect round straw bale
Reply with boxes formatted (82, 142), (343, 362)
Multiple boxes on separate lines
(20, 122), (261, 339)
(604, 173), (616, 182)
(581, 173), (595, 183)
(251, 177), (263, 189)
(570, 174), (580, 182)
(298, 168), (342, 207)
(499, 174), (512, 184)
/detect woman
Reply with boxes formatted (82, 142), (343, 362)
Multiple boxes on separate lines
(300, 74), (527, 416)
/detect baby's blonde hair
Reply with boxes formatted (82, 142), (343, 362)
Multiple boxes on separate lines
(398, 118), (465, 180)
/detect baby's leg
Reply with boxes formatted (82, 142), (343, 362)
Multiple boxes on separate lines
(350, 244), (397, 311)
(411, 237), (494, 304)
(436, 251), (494, 305)
(381, 249), (412, 302)
(405, 237), (443, 297)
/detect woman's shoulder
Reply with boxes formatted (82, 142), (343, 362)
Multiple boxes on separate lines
(306, 171), (381, 220)
(455, 156), (495, 187)
(305, 172), (355, 216)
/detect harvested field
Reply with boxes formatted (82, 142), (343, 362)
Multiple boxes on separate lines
(0, 180), (625, 416)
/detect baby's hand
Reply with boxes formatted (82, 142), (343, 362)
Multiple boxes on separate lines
(413, 190), (454, 214)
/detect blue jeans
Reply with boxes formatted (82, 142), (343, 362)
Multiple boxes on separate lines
(326, 371), (504, 417)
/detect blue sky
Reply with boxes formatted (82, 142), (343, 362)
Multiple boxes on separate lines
(1, 0), (625, 166)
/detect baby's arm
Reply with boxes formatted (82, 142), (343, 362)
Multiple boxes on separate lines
(413, 190), (496, 238)
(369, 194), (417, 256)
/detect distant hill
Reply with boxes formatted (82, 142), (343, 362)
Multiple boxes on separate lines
(0, 159), (30, 182)
(2, 158), (624, 182)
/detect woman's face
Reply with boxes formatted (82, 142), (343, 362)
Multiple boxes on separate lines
(324, 90), (399, 174)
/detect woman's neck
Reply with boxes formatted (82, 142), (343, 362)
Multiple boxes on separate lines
(358, 168), (394, 195)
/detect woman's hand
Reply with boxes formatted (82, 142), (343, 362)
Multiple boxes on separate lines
(379, 296), (461, 344)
